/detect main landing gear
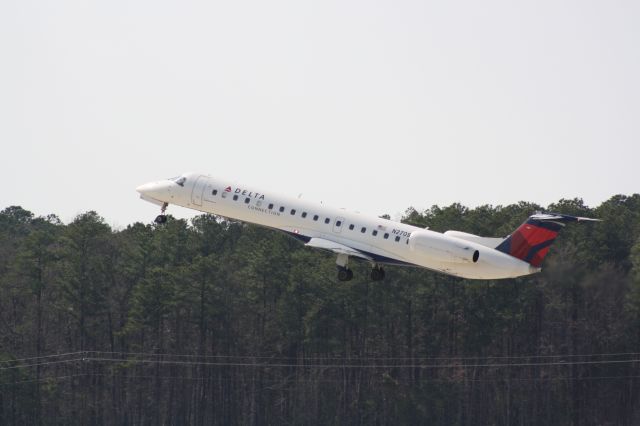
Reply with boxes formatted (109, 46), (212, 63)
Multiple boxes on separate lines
(336, 254), (353, 282)
(370, 266), (385, 281)
(337, 266), (354, 282)
(154, 203), (168, 224)
(335, 254), (385, 282)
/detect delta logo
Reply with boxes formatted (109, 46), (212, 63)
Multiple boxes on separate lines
(225, 186), (266, 200)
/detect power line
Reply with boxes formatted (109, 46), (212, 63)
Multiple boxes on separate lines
(0, 351), (85, 365)
(15, 357), (624, 370)
(80, 356), (640, 369)
(0, 358), (86, 371)
(84, 349), (640, 361)
(3, 353), (640, 371)
(3, 372), (640, 387)
(5, 350), (640, 363)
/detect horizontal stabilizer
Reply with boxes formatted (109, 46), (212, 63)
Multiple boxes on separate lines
(528, 213), (602, 223)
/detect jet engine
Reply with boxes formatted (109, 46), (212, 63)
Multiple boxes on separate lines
(409, 230), (480, 264)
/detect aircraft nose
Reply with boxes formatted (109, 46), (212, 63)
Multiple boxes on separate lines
(136, 181), (172, 201)
(135, 182), (153, 194)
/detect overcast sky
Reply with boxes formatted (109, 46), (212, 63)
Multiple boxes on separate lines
(1, 0), (638, 228)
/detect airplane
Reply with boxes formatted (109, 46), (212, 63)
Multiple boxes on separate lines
(136, 172), (599, 281)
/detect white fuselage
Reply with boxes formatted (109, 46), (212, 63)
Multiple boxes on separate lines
(136, 172), (538, 279)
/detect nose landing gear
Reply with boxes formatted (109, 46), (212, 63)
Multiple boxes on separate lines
(154, 203), (168, 224)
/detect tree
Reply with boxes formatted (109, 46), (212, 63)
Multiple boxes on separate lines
(12, 216), (61, 425)
(1, 197), (639, 425)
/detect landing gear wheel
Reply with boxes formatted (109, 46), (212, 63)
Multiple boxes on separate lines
(370, 267), (385, 281)
(337, 267), (353, 282)
(154, 203), (169, 224)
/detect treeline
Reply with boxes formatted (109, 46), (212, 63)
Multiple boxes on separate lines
(1, 196), (640, 425)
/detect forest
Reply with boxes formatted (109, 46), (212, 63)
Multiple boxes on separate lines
(1, 195), (640, 426)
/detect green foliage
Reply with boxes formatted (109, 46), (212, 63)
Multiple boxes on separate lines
(0, 196), (639, 425)
(626, 239), (640, 334)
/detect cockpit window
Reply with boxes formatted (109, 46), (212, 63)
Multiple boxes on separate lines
(170, 176), (187, 187)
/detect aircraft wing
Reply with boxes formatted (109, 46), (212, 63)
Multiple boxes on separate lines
(305, 238), (373, 261)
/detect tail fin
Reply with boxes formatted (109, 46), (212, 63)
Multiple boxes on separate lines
(496, 213), (599, 267)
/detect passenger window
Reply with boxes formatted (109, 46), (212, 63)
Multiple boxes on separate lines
(395, 236), (401, 242)
(349, 224), (354, 230)
(361, 227), (366, 233)
(222, 192), (228, 198)
(372, 230), (378, 236)
(336, 220), (342, 227)
(291, 209), (296, 215)
(244, 198), (250, 204)
(256, 200), (262, 207)
(384, 233), (389, 239)
(302, 212), (307, 218)
(324, 218), (330, 224)
(212, 189), (218, 196)
(268, 203), (274, 210)
(279, 206), (285, 213)
(233, 195), (239, 201)
(313, 215), (319, 221)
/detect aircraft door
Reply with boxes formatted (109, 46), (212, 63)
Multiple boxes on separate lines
(333, 217), (345, 234)
(203, 182), (217, 203)
(191, 175), (207, 206)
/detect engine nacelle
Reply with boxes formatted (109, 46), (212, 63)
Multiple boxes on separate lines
(409, 230), (480, 264)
